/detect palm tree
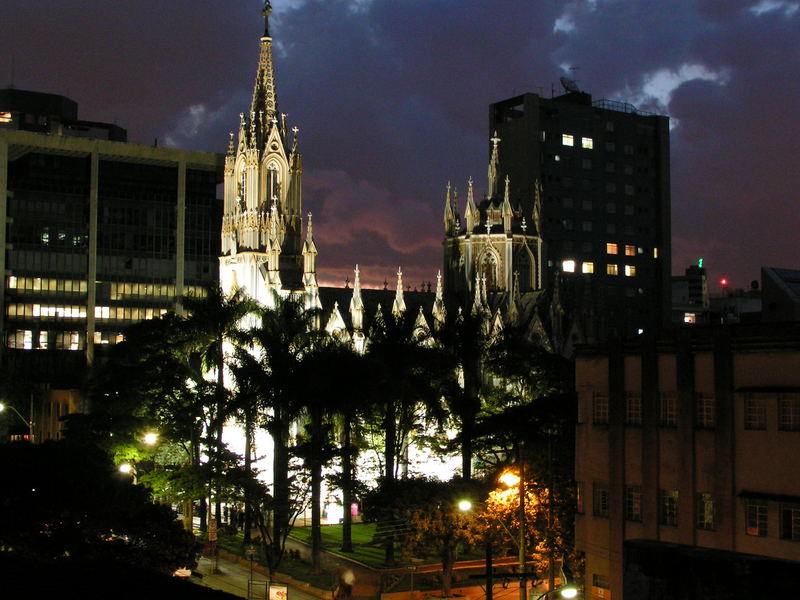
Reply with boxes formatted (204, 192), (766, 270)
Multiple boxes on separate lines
(433, 309), (494, 480)
(182, 284), (258, 525)
(363, 308), (447, 565)
(233, 292), (322, 573)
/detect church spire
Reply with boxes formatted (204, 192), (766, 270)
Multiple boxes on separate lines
(392, 267), (406, 316)
(487, 132), (500, 199)
(432, 270), (447, 328)
(252, 1), (278, 122)
(350, 264), (365, 331)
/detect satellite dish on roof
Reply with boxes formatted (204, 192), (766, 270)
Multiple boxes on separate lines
(560, 76), (581, 93)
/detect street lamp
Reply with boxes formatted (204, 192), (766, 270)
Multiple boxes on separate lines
(0, 401), (34, 440)
(533, 584), (578, 600)
(143, 432), (158, 445)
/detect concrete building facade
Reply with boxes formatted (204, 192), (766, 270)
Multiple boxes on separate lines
(575, 324), (800, 599)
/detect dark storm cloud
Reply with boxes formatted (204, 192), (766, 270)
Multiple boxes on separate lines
(4, 0), (799, 289)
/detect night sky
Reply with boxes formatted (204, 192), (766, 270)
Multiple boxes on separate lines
(3, 0), (798, 291)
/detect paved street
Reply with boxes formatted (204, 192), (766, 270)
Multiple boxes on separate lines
(195, 554), (323, 600)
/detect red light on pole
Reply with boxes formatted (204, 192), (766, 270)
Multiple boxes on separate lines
(720, 278), (728, 287)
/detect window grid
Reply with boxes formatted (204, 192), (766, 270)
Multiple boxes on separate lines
(744, 395), (767, 430)
(780, 503), (800, 541)
(659, 392), (677, 427)
(659, 489), (679, 527)
(592, 394), (609, 425)
(696, 393), (716, 429)
(625, 391), (642, 425)
(746, 500), (768, 537)
(593, 483), (609, 517)
(625, 486), (642, 522)
(696, 492), (715, 530)
(778, 394), (800, 431)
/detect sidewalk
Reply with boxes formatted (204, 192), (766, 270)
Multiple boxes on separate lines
(195, 554), (323, 600)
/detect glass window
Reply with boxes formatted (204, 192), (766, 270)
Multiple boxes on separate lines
(582, 199), (593, 211)
(745, 395), (767, 430)
(562, 260), (576, 273)
(562, 134), (574, 146)
(778, 394), (800, 431)
(606, 243), (618, 254)
(582, 221), (593, 232)
(626, 486), (642, 521)
(696, 393), (715, 429)
(625, 265), (637, 277)
(659, 489), (679, 526)
(582, 262), (594, 274)
(659, 392), (677, 426)
(625, 244), (636, 256)
(697, 493), (715, 530)
(582, 137), (593, 149)
(780, 503), (800, 541)
(607, 264), (619, 276)
(593, 394), (608, 424)
(746, 500), (768, 536)
(562, 197), (574, 209)
(626, 391), (642, 425)
(605, 163), (615, 173)
(593, 482), (610, 517)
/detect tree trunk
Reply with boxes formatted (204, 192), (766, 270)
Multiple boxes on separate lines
(384, 400), (396, 566)
(340, 416), (354, 552)
(310, 410), (323, 573)
(272, 415), (290, 560)
(243, 407), (253, 544)
(441, 538), (454, 598)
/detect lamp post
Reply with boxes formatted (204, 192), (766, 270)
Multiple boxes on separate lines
(533, 585), (578, 600)
(0, 401), (34, 441)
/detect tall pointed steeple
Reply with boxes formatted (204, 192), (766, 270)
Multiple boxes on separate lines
(487, 132), (500, 198)
(350, 264), (365, 331)
(502, 175), (513, 233)
(392, 267), (406, 316)
(432, 270), (447, 328)
(252, 1), (278, 124)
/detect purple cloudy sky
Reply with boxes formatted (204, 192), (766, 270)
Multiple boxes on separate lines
(3, 0), (799, 291)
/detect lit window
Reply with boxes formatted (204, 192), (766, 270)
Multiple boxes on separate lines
(582, 262), (594, 274)
(562, 260), (576, 273)
(582, 137), (593, 149)
(562, 134), (574, 146)
(684, 312), (697, 324)
(625, 245), (636, 256)
(607, 264), (619, 276)
(606, 243), (618, 254)
(625, 265), (636, 277)
(697, 493), (715, 530)
(37, 331), (48, 350)
(746, 500), (768, 536)
(653, 247), (659, 258)
(540, 131), (546, 141)
(0, 111), (11, 123)
(554, 154), (561, 162)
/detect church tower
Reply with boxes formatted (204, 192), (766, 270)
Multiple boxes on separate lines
(220, 1), (314, 307)
(443, 134), (543, 305)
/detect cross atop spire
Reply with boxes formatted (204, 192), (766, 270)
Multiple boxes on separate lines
(262, 1), (273, 37)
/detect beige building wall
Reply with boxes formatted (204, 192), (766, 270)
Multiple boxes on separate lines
(575, 328), (800, 600)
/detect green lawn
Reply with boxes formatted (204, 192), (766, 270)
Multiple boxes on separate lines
(289, 523), (389, 567)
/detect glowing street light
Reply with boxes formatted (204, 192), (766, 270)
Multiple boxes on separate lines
(457, 499), (473, 512)
(118, 463), (133, 474)
(143, 432), (158, 445)
(499, 471), (520, 488)
(533, 584), (578, 600)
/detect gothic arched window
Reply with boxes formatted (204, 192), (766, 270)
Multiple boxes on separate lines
(238, 164), (247, 209)
(481, 252), (499, 291)
(517, 250), (535, 292)
(266, 162), (280, 206)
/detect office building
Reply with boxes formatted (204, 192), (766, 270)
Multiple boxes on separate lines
(0, 90), (223, 440)
(575, 324), (800, 599)
(487, 89), (671, 339)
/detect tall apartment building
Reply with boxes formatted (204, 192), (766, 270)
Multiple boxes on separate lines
(575, 324), (800, 599)
(0, 90), (223, 440)
(489, 90), (671, 338)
